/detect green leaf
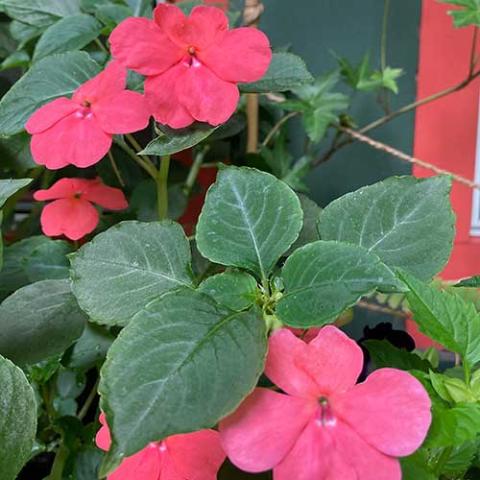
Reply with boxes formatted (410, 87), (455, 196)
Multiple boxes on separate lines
(23, 239), (72, 282)
(443, 440), (479, 476)
(95, 4), (132, 29)
(33, 14), (102, 61)
(0, 132), (36, 174)
(196, 166), (303, 280)
(10, 20), (42, 46)
(401, 451), (437, 480)
(318, 176), (455, 281)
(240, 52), (313, 93)
(0, 0), (81, 28)
(287, 194), (321, 253)
(0, 354), (37, 480)
(0, 236), (51, 299)
(0, 50), (30, 71)
(400, 271), (480, 367)
(364, 339), (431, 372)
(126, 0), (152, 16)
(439, 0), (480, 27)
(456, 275), (480, 288)
(338, 53), (403, 93)
(0, 279), (87, 365)
(64, 323), (114, 371)
(285, 72), (349, 142)
(198, 270), (258, 311)
(71, 221), (194, 326)
(0, 178), (31, 208)
(99, 288), (266, 473)
(141, 124), (216, 156)
(277, 241), (403, 327)
(0, 51), (101, 136)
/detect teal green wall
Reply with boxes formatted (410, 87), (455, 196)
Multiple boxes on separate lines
(260, 1), (421, 338)
(260, 0), (421, 207)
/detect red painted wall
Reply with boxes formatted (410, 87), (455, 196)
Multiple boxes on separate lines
(414, 0), (480, 281)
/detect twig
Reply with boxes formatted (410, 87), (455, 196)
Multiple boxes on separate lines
(77, 378), (99, 421)
(114, 138), (157, 180)
(357, 300), (408, 319)
(261, 111), (298, 148)
(313, 30), (480, 167)
(108, 151), (125, 187)
(341, 127), (480, 189)
(184, 147), (209, 197)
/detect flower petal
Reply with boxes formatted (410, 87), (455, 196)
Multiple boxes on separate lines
(200, 28), (272, 83)
(25, 98), (78, 134)
(40, 198), (99, 240)
(110, 17), (183, 76)
(93, 90), (150, 134)
(145, 65), (195, 128)
(275, 420), (401, 480)
(155, 4), (227, 50)
(220, 388), (315, 473)
(73, 61), (127, 105)
(30, 113), (112, 169)
(334, 368), (432, 457)
(96, 413), (111, 451)
(167, 430), (226, 480)
(177, 63), (239, 126)
(34, 178), (91, 201)
(84, 179), (128, 210)
(109, 445), (161, 480)
(266, 327), (363, 398)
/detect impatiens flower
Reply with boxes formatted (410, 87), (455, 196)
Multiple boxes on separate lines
(109, 4), (272, 128)
(220, 326), (432, 480)
(34, 178), (128, 240)
(96, 413), (226, 480)
(26, 61), (150, 169)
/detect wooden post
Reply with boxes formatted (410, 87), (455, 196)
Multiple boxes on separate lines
(243, 0), (264, 154)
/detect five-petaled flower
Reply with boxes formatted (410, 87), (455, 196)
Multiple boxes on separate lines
(26, 61), (150, 170)
(34, 178), (128, 241)
(96, 413), (226, 480)
(220, 326), (432, 480)
(109, 4), (272, 128)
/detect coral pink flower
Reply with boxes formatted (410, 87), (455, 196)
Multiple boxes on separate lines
(96, 413), (226, 480)
(34, 178), (128, 241)
(220, 327), (432, 480)
(26, 62), (150, 169)
(109, 4), (272, 128)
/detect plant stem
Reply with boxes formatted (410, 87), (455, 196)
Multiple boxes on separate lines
(381, 0), (391, 72)
(114, 138), (157, 180)
(77, 378), (99, 421)
(157, 155), (171, 220)
(94, 38), (108, 54)
(108, 151), (125, 187)
(184, 147), (209, 197)
(48, 443), (69, 480)
(313, 28), (480, 168)
(261, 111), (299, 148)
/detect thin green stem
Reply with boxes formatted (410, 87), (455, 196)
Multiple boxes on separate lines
(114, 138), (157, 180)
(261, 111), (299, 148)
(77, 378), (99, 421)
(157, 155), (171, 220)
(381, 0), (391, 72)
(48, 443), (69, 480)
(94, 38), (108, 54)
(184, 147), (209, 197)
(108, 151), (125, 187)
